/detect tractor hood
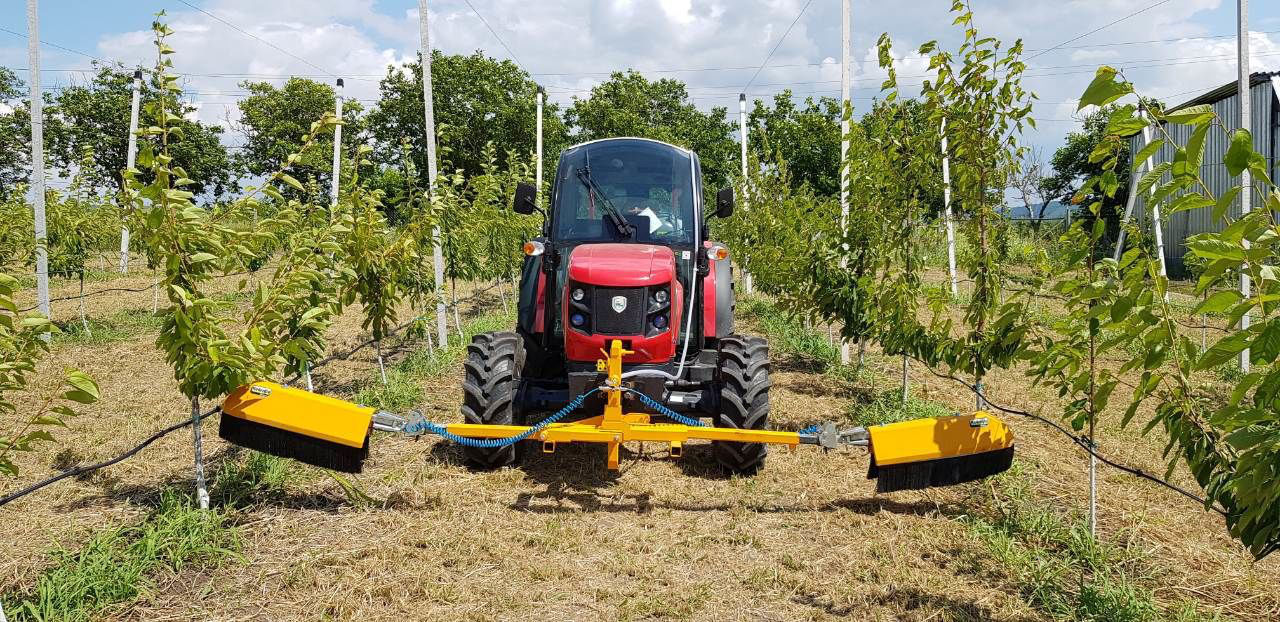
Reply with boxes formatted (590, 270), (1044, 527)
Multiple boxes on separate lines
(566, 243), (675, 287)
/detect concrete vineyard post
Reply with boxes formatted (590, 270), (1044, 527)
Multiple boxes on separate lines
(120, 69), (142, 273)
(192, 397), (209, 510)
(738, 92), (753, 294)
(27, 0), (49, 328)
(419, 0), (449, 348)
(536, 86), (544, 206)
(941, 116), (957, 296)
(838, 0), (851, 365)
(331, 78), (343, 207)
(1237, 0), (1252, 373)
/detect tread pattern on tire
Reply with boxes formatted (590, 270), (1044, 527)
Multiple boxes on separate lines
(714, 335), (771, 476)
(460, 331), (522, 469)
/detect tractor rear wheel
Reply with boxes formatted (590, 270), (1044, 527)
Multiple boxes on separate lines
(714, 335), (771, 476)
(460, 331), (524, 469)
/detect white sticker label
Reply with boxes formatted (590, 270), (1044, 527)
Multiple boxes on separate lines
(681, 251), (690, 260)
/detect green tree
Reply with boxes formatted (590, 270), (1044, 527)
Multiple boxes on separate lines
(367, 50), (564, 182)
(1042, 105), (1133, 241)
(51, 64), (233, 198)
(747, 90), (841, 196)
(0, 67), (38, 199)
(235, 77), (364, 198)
(565, 70), (736, 192)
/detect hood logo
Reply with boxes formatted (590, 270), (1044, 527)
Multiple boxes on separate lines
(611, 295), (627, 313)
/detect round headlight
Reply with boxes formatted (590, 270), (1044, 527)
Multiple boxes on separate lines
(571, 288), (585, 301)
(653, 289), (668, 304)
(652, 315), (668, 329)
(570, 313), (586, 327)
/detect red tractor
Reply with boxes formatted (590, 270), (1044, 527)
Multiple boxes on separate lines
(461, 137), (770, 475)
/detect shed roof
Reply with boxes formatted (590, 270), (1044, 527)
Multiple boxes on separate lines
(1170, 70), (1280, 112)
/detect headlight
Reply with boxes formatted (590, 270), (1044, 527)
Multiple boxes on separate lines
(652, 315), (668, 329)
(570, 313), (586, 327)
(706, 244), (729, 261)
(571, 288), (585, 301)
(652, 289), (668, 304)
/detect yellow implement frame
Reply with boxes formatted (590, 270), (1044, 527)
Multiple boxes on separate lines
(440, 340), (800, 469)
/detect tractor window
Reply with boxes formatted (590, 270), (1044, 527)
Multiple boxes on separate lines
(551, 140), (696, 245)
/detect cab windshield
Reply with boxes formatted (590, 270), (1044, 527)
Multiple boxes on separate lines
(551, 139), (696, 245)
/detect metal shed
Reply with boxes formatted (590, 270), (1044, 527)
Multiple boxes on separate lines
(1128, 71), (1279, 274)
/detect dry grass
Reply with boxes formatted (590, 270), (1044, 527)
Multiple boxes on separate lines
(0, 269), (1276, 621)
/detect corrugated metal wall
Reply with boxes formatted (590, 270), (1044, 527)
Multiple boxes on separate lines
(1127, 76), (1277, 273)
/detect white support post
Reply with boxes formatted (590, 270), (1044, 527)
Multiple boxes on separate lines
(419, 0), (448, 348)
(535, 86), (544, 205)
(838, 0), (851, 365)
(738, 92), (754, 295)
(1143, 122), (1169, 286)
(941, 116), (957, 296)
(27, 0), (49, 327)
(330, 78), (344, 206)
(191, 397), (209, 510)
(1238, 0), (1252, 373)
(120, 69), (142, 273)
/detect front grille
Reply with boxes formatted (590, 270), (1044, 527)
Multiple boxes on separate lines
(591, 286), (646, 335)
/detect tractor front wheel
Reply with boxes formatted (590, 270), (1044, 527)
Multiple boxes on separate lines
(460, 331), (524, 469)
(713, 335), (771, 476)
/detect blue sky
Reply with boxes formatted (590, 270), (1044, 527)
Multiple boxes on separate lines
(3, 1), (1279, 166)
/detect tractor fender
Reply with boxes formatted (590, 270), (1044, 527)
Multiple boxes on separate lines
(702, 241), (735, 338)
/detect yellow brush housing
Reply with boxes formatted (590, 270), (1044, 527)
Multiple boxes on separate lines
(219, 382), (376, 473)
(866, 412), (1015, 493)
(222, 382), (374, 448)
(868, 412), (1013, 465)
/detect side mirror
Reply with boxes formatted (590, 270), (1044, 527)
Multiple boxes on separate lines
(714, 187), (735, 219)
(513, 182), (537, 215)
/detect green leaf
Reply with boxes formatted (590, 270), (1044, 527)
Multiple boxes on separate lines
(1198, 331), (1251, 370)
(61, 389), (98, 404)
(1195, 290), (1242, 314)
(1225, 128), (1253, 176)
(1167, 194), (1213, 216)
(63, 370), (99, 401)
(1214, 186), (1241, 223)
(1161, 104), (1214, 125)
(278, 173), (305, 192)
(1077, 67), (1131, 110)
(1251, 322), (1280, 363)
(1132, 137), (1164, 168)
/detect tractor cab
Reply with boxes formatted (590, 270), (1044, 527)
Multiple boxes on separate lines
(513, 138), (735, 375)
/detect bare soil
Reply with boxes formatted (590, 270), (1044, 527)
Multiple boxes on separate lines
(1, 270), (1276, 621)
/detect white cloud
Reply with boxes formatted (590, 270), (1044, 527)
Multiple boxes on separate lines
(56, 0), (1275, 159)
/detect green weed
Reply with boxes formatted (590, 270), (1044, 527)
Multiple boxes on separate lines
(353, 309), (517, 412)
(210, 450), (301, 508)
(54, 308), (164, 346)
(3, 491), (238, 622)
(737, 295), (839, 371)
(965, 462), (1224, 621)
(846, 388), (952, 426)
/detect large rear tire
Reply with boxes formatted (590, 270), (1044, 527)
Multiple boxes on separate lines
(714, 335), (771, 476)
(460, 331), (524, 469)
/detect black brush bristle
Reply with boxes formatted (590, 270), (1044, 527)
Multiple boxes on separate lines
(219, 414), (369, 473)
(870, 446), (1014, 493)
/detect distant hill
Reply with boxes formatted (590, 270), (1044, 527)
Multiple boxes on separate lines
(999, 201), (1070, 221)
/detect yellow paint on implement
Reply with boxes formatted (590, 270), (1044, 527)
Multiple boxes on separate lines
(867, 412), (1014, 466)
(221, 381), (374, 449)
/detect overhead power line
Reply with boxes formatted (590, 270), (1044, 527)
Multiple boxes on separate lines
(173, 0), (335, 77)
(460, 0), (528, 74)
(743, 0), (815, 91)
(1026, 0), (1175, 61)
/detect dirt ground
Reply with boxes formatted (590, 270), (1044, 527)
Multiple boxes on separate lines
(1, 268), (1277, 621)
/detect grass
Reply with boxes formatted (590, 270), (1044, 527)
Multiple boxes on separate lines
(210, 450), (303, 508)
(736, 295), (839, 371)
(353, 309), (517, 412)
(845, 388), (953, 427)
(54, 308), (164, 346)
(1, 490), (239, 622)
(962, 461), (1227, 622)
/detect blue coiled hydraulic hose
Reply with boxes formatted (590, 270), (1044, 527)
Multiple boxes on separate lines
(403, 385), (710, 448)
